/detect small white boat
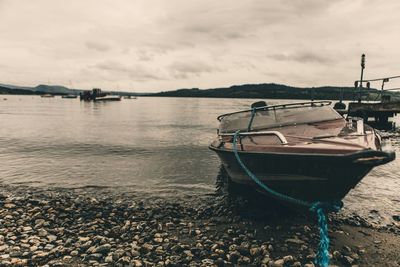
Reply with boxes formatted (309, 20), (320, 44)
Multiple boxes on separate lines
(40, 94), (54, 98)
(62, 95), (78, 99)
(94, 95), (122, 101)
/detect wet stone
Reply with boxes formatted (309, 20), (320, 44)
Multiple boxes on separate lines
(38, 229), (48, 237)
(283, 255), (294, 263)
(104, 255), (113, 263)
(94, 244), (111, 254)
(132, 259), (143, 266)
(273, 259), (285, 267)
(343, 255), (355, 265)
(70, 250), (79, 256)
(88, 253), (103, 260)
(201, 258), (214, 265)
(44, 244), (55, 250)
(250, 247), (261, 256)
(286, 238), (305, 245)
(4, 203), (16, 209)
(47, 235), (57, 242)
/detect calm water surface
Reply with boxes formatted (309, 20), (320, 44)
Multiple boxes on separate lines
(0, 96), (399, 224)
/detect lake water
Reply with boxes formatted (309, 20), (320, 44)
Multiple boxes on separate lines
(0, 95), (399, 225)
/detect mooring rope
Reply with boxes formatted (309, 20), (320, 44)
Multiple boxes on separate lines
(232, 130), (343, 267)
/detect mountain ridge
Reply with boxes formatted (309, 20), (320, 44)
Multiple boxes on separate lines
(150, 83), (397, 101)
(1, 82), (399, 100)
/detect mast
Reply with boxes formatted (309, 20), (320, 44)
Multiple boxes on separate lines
(358, 54), (365, 103)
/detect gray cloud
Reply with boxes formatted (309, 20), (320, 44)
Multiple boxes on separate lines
(169, 61), (219, 79)
(136, 49), (154, 62)
(92, 60), (164, 82)
(85, 41), (111, 52)
(269, 51), (334, 64)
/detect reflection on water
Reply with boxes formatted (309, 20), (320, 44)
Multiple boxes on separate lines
(0, 96), (399, 224)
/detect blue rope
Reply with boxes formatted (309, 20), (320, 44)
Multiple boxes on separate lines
(310, 202), (342, 266)
(232, 130), (343, 267)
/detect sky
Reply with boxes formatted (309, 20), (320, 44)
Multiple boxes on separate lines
(1, 0), (400, 92)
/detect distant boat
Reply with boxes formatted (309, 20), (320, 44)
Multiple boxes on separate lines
(61, 95), (78, 99)
(94, 95), (122, 101)
(123, 96), (137, 99)
(80, 88), (121, 101)
(40, 94), (54, 98)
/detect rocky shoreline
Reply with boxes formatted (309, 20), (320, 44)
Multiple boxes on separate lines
(0, 185), (399, 267)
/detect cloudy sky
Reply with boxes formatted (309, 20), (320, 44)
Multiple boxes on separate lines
(1, 0), (400, 92)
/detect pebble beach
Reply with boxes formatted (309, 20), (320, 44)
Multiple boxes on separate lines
(1, 183), (399, 267)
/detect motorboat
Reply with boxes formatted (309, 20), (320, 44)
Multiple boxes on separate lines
(94, 95), (121, 101)
(40, 94), (54, 98)
(80, 88), (121, 101)
(123, 96), (137, 99)
(61, 94), (78, 99)
(209, 101), (395, 203)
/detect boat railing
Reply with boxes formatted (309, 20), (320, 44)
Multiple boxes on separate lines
(219, 130), (288, 145)
(217, 101), (332, 121)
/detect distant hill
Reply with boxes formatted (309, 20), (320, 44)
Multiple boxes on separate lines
(0, 83), (143, 96)
(150, 83), (400, 101)
(0, 83), (81, 95)
(32, 84), (81, 95)
(0, 85), (40, 95)
(0, 83), (32, 91)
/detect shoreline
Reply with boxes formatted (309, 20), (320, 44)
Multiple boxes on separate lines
(1, 185), (399, 266)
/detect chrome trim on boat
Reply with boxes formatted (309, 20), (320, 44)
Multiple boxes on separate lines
(219, 130), (288, 145)
(217, 101), (332, 121)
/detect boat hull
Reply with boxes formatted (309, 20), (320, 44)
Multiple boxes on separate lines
(210, 146), (395, 202)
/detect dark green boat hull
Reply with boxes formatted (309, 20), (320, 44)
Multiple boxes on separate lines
(210, 146), (395, 203)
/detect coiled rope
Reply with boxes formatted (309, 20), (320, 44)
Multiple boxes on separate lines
(232, 130), (343, 267)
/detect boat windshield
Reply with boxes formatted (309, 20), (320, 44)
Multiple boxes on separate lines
(219, 105), (342, 133)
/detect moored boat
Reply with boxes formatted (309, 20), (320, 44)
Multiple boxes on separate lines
(94, 95), (121, 101)
(79, 88), (121, 101)
(209, 101), (395, 203)
(40, 94), (54, 98)
(61, 94), (78, 99)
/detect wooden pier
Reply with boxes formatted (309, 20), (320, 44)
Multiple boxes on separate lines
(335, 54), (400, 129)
(335, 101), (400, 129)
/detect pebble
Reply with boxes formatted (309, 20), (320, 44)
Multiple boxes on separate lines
(283, 255), (294, 263)
(70, 250), (79, 256)
(286, 238), (305, 245)
(38, 229), (48, 237)
(47, 235), (57, 242)
(273, 259), (285, 267)
(94, 244), (111, 254)
(343, 255), (355, 265)
(133, 259), (143, 266)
